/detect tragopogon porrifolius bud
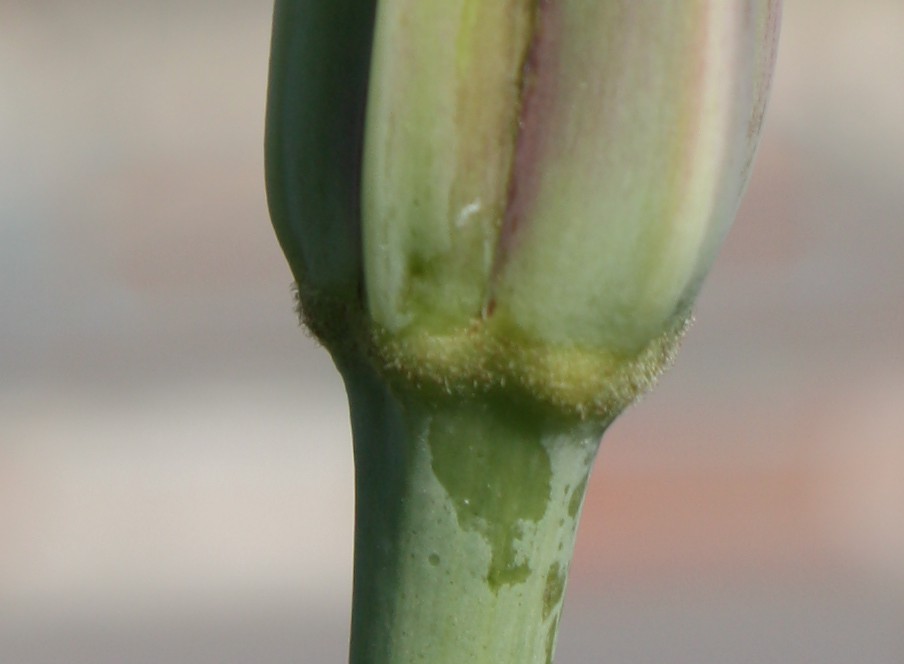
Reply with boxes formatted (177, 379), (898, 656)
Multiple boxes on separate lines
(265, 2), (781, 662)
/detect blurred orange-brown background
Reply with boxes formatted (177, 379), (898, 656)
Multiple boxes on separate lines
(2, 1), (902, 661)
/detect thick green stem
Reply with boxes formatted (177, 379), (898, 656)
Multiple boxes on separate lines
(339, 358), (606, 664)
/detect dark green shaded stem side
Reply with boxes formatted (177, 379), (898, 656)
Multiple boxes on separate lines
(338, 356), (607, 664)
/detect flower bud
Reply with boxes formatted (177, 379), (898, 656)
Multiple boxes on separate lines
(267, 0), (782, 418)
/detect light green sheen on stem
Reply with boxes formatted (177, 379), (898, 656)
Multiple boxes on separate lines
(341, 356), (606, 664)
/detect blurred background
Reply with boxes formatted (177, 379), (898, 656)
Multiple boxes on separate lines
(2, 1), (903, 661)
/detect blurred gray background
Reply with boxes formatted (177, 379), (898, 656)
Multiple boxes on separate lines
(2, 1), (903, 662)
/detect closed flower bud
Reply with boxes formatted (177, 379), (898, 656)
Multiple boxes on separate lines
(265, 4), (781, 662)
(358, 0), (781, 417)
(266, 2), (780, 417)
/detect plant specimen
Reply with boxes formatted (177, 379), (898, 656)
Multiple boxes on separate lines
(264, 2), (781, 662)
